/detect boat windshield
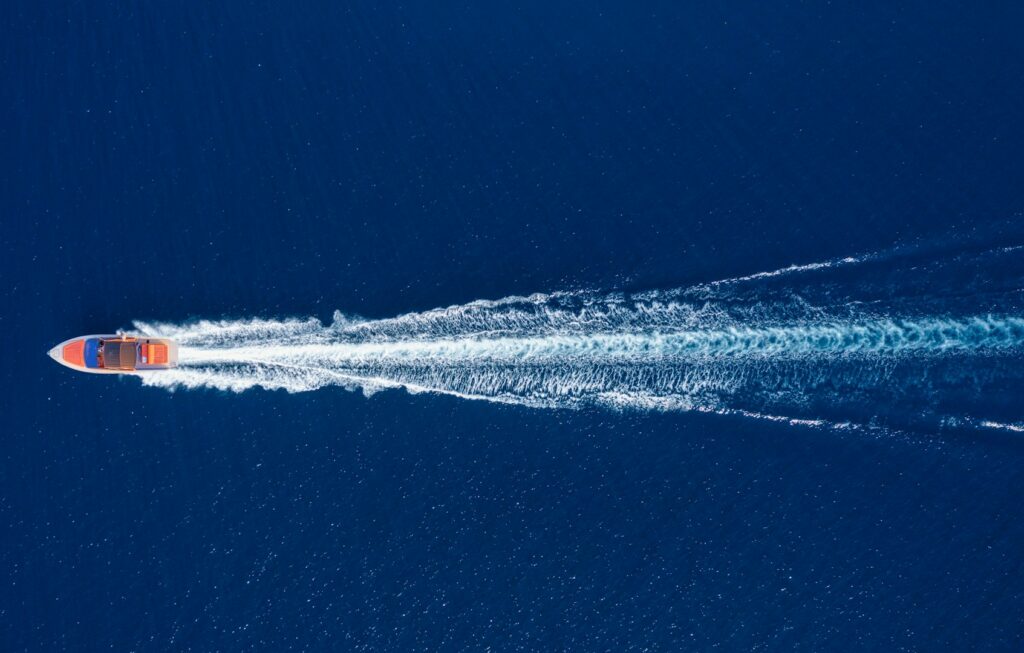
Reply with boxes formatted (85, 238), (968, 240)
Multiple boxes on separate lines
(102, 339), (137, 370)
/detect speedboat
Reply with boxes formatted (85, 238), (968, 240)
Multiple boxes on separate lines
(48, 334), (178, 374)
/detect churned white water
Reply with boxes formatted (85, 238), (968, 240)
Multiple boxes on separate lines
(128, 248), (1024, 432)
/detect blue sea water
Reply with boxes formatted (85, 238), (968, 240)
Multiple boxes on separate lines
(4, 1), (1024, 651)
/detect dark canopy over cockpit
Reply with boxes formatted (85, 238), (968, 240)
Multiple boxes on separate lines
(102, 339), (137, 370)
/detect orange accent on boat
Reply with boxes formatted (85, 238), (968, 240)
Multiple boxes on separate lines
(63, 340), (85, 366)
(146, 343), (169, 365)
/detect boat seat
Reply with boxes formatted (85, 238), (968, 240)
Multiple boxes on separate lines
(145, 343), (169, 365)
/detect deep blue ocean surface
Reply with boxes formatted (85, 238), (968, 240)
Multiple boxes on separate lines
(4, 2), (1024, 651)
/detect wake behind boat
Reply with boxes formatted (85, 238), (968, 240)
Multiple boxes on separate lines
(48, 334), (178, 374)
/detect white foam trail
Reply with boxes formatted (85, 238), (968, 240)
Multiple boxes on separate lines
(121, 239), (1024, 432)
(173, 316), (1024, 365)
(131, 284), (1024, 431)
